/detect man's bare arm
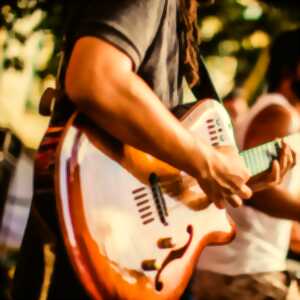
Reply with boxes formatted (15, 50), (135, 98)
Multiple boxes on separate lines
(249, 187), (300, 221)
(244, 104), (299, 219)
(65, 36), (252, 207)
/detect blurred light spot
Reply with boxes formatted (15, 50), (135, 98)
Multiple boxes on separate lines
(200, 16), (223, 41)
(242, 30), (270, 49)
(206, 56), (238, 97)
(28, 0), (38, 9)
(17, 0), (27, 9)
(243, 3), (263, 20)
(236, 0), (258, 7)
(1, 5), (14, 23)
(6, 38), (20, 57)
(218, 40), (240, 55)
(0, 29), (7, 47)
(14, 9), (45, 36)
(43, 74), (56, 90)
(17, 0), (38, 9)
(35, 32), (55, 70)
(1, 5), (11, 16)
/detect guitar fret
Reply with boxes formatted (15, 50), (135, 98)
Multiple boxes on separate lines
(249, 149), (255, 175)
(252, 148), (259, 175)
(253, 148), (259, 174)
(256, 146), (263, 174)
(266, 143), (273, 169)
(240, 132), (300, 177)
(257, 146), (263, 172)
(241, 150), (250, 173)
(257, 147), (263, 174)
(240, 141), (278, 177)
(245, 150), (252, 174)
(266, 142), (275, 169)
(250, 151), (256, 174)
(265, 144), (271, 169)
(246, 151), (251, 171)
(259, 143), (270, 174)
(260, 145), (267, 171)
(262, 144), (269, 170)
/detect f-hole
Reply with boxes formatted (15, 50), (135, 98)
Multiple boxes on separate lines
(155, 225), (193, 291)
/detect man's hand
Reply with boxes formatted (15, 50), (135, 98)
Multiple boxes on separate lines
(248, 141), (296, 192)
(193, 144), (252, 209)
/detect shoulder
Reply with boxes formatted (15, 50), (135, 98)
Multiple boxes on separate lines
(244, 103), (298, 149)
(253, 103), (293, 124)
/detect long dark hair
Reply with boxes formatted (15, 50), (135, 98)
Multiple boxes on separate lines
(178, 0), (200, 87)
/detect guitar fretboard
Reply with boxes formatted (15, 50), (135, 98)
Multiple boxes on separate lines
(240, 133), (300, 176)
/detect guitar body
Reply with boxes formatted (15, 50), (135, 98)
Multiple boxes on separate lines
(55, 99), (237, 300)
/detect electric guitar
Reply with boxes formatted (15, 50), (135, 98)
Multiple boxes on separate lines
(55, 99), (298, 300)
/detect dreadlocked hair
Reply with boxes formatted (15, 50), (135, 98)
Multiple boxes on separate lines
(178, 0), (200, 87)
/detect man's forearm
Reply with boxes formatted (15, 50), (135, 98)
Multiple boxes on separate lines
(65, 38), (211, 179)
(248, 187), (300, 221)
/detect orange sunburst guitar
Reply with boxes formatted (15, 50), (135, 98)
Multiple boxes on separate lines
(55, 99), (289, 300)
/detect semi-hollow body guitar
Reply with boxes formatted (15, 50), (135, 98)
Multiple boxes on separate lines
(55, 99), (297, 300)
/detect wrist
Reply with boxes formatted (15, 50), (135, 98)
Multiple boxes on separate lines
(186, 137), (215, 179)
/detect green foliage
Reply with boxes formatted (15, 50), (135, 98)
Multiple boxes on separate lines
(0, 0), (65, 76)
(198, 0), (299, 86)
(0, 0), (299, 88)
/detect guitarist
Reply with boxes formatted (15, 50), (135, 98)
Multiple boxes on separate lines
(12, 1), (295, 300)
(191, 29), (300, 300)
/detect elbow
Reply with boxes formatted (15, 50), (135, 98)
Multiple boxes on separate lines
(64, 62), (94, 110)
(65, 61), (116, 116)
(64, 37), (134, 111)
(64, 57), (134, 114)
(65, 64), (128, 115)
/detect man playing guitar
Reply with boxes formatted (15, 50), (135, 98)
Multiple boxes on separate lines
(12, 1), (295, 299)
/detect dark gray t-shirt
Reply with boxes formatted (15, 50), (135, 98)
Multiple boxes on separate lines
(65, 0), (183, 109)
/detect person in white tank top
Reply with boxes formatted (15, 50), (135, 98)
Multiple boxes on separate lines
(190, 29), (300, 300)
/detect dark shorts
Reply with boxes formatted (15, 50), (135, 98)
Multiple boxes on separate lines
(190, 270), (300, 300)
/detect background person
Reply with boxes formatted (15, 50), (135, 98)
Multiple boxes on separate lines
(191, 28), (300, 300)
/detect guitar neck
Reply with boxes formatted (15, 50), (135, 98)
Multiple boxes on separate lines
(240, 132), (300, 177)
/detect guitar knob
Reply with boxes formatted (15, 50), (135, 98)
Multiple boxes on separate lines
(157, 237), (175, 249)
(141, 259), (160, 271)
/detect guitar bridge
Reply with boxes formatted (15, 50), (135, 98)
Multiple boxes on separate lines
(149, 173), (168, 226)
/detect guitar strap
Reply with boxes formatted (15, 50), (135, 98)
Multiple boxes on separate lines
(191, 54), (222, 103)
(171, 55), (222, 118)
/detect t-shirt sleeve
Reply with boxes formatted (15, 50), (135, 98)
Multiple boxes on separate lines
(68, 0), (166, 70)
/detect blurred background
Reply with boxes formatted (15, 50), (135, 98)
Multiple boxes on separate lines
(0, 0), (299, 296)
